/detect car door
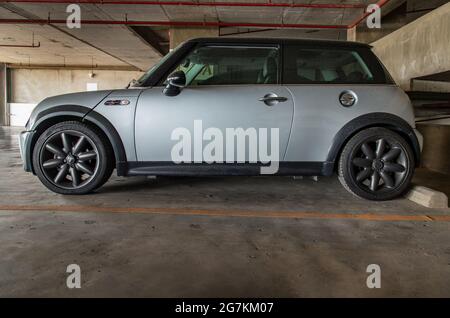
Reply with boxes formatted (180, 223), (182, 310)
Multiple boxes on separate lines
(135, 44), (294, 167)
(282, 44), (393, 162)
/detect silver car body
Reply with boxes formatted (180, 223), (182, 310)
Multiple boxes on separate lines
(20, 38), (422, 177)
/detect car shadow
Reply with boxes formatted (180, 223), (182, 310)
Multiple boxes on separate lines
(97, 175), (229, 194)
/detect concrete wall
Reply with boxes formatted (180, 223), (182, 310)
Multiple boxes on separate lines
(372, 2), (450, 91)
(412, 80), (450, 93)
(0, 64), (7, 126)
(357, 0), (448, 44)
(10, 68), (144, 104)
(356, 15), (408, 44)
(417, 123), (450, 175)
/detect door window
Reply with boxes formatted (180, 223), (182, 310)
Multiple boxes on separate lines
(170, 46), (280, 86)
(283, 46), (376, 84)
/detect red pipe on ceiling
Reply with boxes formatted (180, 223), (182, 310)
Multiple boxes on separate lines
(0, 0), (391, 30)
(0, 18), (349, 29)
(0, 0), (366, 9)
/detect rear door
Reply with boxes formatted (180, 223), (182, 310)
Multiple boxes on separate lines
(282, 44), (393, 162)
(135, 44), (294, 165)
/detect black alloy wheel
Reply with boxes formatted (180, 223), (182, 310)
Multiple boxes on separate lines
(40, 130), (99, 189)
(33, 121), (114, 194)
(338, 127), (415, 201)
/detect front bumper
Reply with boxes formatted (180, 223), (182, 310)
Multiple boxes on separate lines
(19, 130), (35, 172)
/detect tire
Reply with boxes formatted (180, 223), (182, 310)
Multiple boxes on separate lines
(32, 121), (114, 195)
(338, 127), (415, 201)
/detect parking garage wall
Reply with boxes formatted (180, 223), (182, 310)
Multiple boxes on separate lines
(10, 68), (143, 104)
(0, 64), (7, 126)
(7, 68), (143, 126)
(372, 2), (450, 91)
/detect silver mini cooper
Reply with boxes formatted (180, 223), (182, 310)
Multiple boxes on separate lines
(19, 38), (422, 200)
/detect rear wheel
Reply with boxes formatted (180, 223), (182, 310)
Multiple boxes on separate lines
(338, 127), (415, 201)
(33, 121), (113, 194)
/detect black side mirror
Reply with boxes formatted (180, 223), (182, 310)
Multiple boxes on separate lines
(163, 70), (186, 96)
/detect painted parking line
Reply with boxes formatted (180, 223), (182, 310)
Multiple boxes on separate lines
(0, 204), (447, 222)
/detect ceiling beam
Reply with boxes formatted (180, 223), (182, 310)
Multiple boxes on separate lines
(0, 18), (350, 29)
(128, 26), (167, 56)
(0, 1), (366, 9)
(0, 3), (144, 70)
(0, 0), (394, 30)
(7, 63), (140, 70)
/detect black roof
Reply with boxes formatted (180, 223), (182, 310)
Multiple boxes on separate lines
(187, 37), (372, 48)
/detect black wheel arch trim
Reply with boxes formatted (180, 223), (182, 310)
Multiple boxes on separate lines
(326, 112), (421, 170)
(29, 105), (127, 176)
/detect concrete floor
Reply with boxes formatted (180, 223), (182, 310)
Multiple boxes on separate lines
(0, 126), (449, 297)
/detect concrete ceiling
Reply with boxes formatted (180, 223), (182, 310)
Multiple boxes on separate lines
(0, 1), (403, 70)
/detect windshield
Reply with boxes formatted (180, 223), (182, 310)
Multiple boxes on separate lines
(132, 44), (181, 87)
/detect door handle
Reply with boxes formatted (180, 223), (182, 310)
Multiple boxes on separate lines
(259, 94), (288, 106)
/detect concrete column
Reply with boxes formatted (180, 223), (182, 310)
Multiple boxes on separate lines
(0, 64), (8, 126)
(169, 27), (219, 50)
(346, 26), (357, 42)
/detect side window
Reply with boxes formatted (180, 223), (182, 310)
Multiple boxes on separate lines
(171, 46), (280, 86)
(283, 46), (375, 84)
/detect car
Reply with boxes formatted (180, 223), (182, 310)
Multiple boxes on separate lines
(19, 37), (423, 200)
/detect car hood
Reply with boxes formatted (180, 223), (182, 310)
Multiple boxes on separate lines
(27, 90), (114, 130)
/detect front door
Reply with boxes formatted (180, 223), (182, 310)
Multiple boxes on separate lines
(135, 45), (294, 169)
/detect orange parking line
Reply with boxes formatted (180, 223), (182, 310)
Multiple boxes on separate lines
(0, 204), (446, 222)
(428, 215), (450, 222)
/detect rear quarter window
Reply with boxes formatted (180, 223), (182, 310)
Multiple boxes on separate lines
(282, 45), (392, 85)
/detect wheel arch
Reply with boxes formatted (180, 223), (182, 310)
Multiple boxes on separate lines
(327, 112), (421, 173)
(29, 105), (127, 175)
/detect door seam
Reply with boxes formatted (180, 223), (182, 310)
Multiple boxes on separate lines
(283, 86), (296, 161)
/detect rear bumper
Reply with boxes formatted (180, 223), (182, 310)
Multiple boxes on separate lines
(414, 128), (424, 152)
(19, 130), (35, 172)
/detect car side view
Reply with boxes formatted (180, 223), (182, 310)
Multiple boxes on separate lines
(19, 37), (423, 200)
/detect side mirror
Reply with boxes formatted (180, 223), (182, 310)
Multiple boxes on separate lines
(163, 70), (186, 96)
(126, 78), (137, 89)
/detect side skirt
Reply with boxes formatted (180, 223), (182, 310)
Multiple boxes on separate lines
(125, 162), (334, 177)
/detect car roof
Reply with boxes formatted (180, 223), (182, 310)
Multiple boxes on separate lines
(186, 37), (372, 49)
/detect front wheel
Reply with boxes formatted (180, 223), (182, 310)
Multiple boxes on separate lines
(33, 121), (114, 194)
(338, 127), (415, 201)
